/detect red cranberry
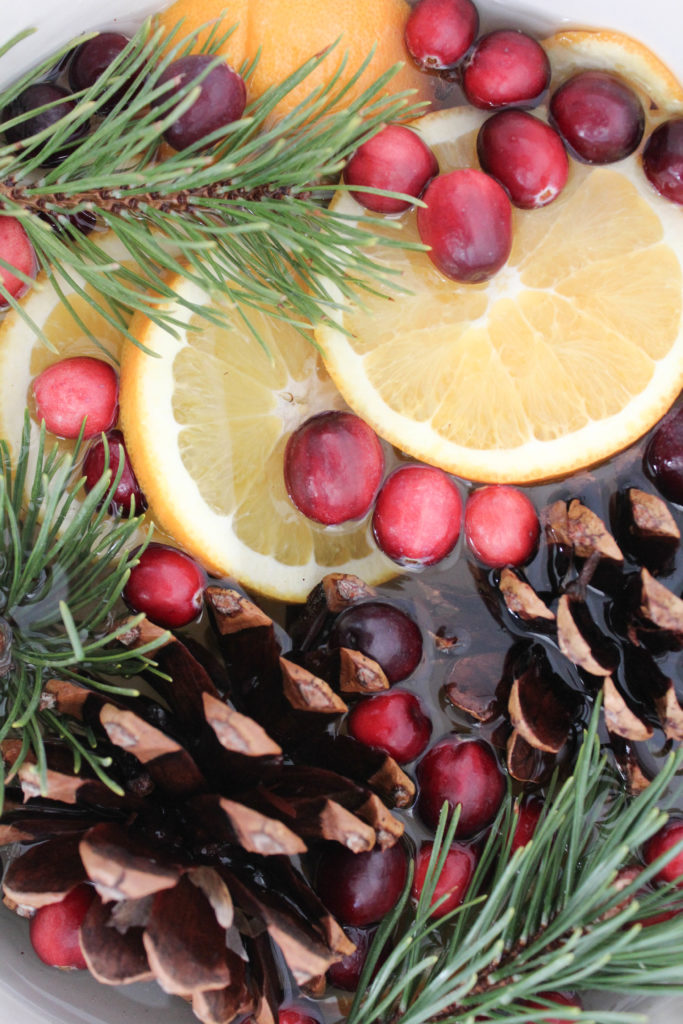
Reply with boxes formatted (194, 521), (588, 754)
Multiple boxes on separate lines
(464, 485), (539, 568)
(31, 357), (119, 439)
(3, 83), (89, 165)
(329, 601), (423, 683)
(29, 883), (94, 970)
(68, 32), (133, 111)
(404, 0), (479, 71)
(416, 736), (505, 836)
(123, 543), (207, 629)
(155, 55), (246, 150)
(644, 406), (683, 504)
(279, 1006), (319, 1024)
(82, 429), (147, 515)
(643, 819), (683, 887)
(316, 843), (408, 926)
(412, 840), (477, 918)
(327, 925), (376, 991)
(372, 465), (463, 566)
(284, 411), (384, 525)
(0, 216), (36, 307)
(417, 169), (512, 282)
(343, 124), (438, 214)
(643, 118), (683, 205)
(347, 690), (432, 763)
(510, 795), (543, 852)
(549, 71), (644, 164)
(477, 109), (569, 209)
(462, 30), (550, 110)
(525, 992), (582, 1023)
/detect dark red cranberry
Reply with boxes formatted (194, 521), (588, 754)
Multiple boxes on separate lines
(278, 1006), (319, 1024)
(82, 429), (147, 515)
(643, 118), (683, 205)
(68, 32), (133, 111)
(315, 843), (408, 926)
(462, 30), (550, 110)
(327, 925), (376, 991)
(412, 840), (477, 918)
(154, 55), (246, 150)
(417, 168), (512, 282)
(29, 883), (94, 969)
(31, 357), (119, 439)
(0, 216), (36, 307)
(347, 690), (432, 763)
(329, 601), (423, 683)
(416, 736), (505, 836)
(644, 406), (683, 505)
(477, 109), (569, 209)
(524, 992), (582, 1023)
(510, 795), (543, 852)
(549, 71), (645, 164)
(464, 485), (539, 567)
(284, 411), (384, 525)
(372, 465), (462, 565)
(343, 124), (438, 214)
(3, 83), (89, 164)
(404, 0), (479, 72)
(643, 819), (683, 887)
(123, 542), (207, 629)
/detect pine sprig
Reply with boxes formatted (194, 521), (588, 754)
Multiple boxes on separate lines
(0, 414), (169, 810)
(348, 701), (683, 1024)
(0, 19), (426, 348)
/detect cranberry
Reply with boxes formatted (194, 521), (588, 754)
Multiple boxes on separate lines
(327, 924), (376, 991)
(644, 406), (683, 504)
(0, 216), (36, 307)
(284, 411), (384, 525)
(68, 32), (133, 112)
(412, 840), (477, 918)
(643, 117), (683, 205)
(329, 601), (423, 684)
(416, 736), (505, 836)
(525, 992), (582, 1023)
(315, 843), (408, 926)
(404, 0), (479, 72)
(477, 109), (569, 209)
(347, 690), (432, 763)
(154, 55), (246, 150)
(510, 795), (543, 852)
(82, 429), (147, 515)
(279, 1006), (319, 1024)
(462, 30), (550, 110)
(549, 71), (645, 164)
(643, 819), (683, 887)
(3, 83), (89, 164)
(123, 542), (207, 629)
(31, 357), (119, 439)
(343, 124), (438, 214)
(29, 883), (94, 970)
(464, 485), (539, 568)
(417, 169), (512, 282)
(372, 465), (463, 565)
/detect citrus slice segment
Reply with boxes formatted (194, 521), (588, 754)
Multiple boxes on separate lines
(315, 37), (683, 484)
(119, 281), (395, 602)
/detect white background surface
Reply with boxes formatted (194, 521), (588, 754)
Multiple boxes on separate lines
(1, 0), (683, 1022)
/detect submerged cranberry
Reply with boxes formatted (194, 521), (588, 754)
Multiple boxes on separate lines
(123, 543), (207, 629)
(343, 124), (438, 214)
(327, 925), (377, 991)
(477, 109), (569, 209)
(31, 357), (119, 439)
(549, 71), (645, 164)
(404, 0), (479, 71)
(154, 55), (246, 150)
(330, 601), (423, 683)
(83, 429), (147, 515)
(417, 736), (505, 836)
(347, 690), (432, 763)
(464, 485), (539, 567)
(462, 30), (550, 109)
(315, 843), (408, 926)
(0, 216), (36, 307)
(412, 840), (477, 918)
(643, 819), (683, 887)
(643, 118), (683, 205)
(510, 795), (543, 852)
(3, 83), (89, 164)
(644, 406), (683, 505)
(29, 883), (94, 969)
(372, 465), (463, 566)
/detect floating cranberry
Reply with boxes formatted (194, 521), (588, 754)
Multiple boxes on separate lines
(279, 1006), (319, 1024)
(0, 216), (36, 307)
(643, 819), (683, 887)
(327, 924), (376, 991)
(123, 542), (207, 629)
(372, 465), (463, 565)
(284, 411), (384, 525)
(525, 992), (582, 1024)
(404, 0), (479, 71)
(29, 883), (94, 970)
(464, 485), (539, 568)
(315, 843), (408, 926)
(417, 168), (512, 283)
(549, 70), (645, 164)
(412, 840), (477, 918)
(510, 795), (543, 852)
(462, 30), (550, 110)
(347, 690), (432, 763)
(31, 357), (119, 439)
(330, 601), (423, 683)
(477, 109), (569, 209)
(82, 429), (147, 515)
(154, 55), (246, 150)
(68, 32), (133, 111)
(643, 117), (683, 205)
(644, 406), (683, 505)
(416, 736), (505, 836)
(3, 83), (89, 164)
(343, 124), (438, 214)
